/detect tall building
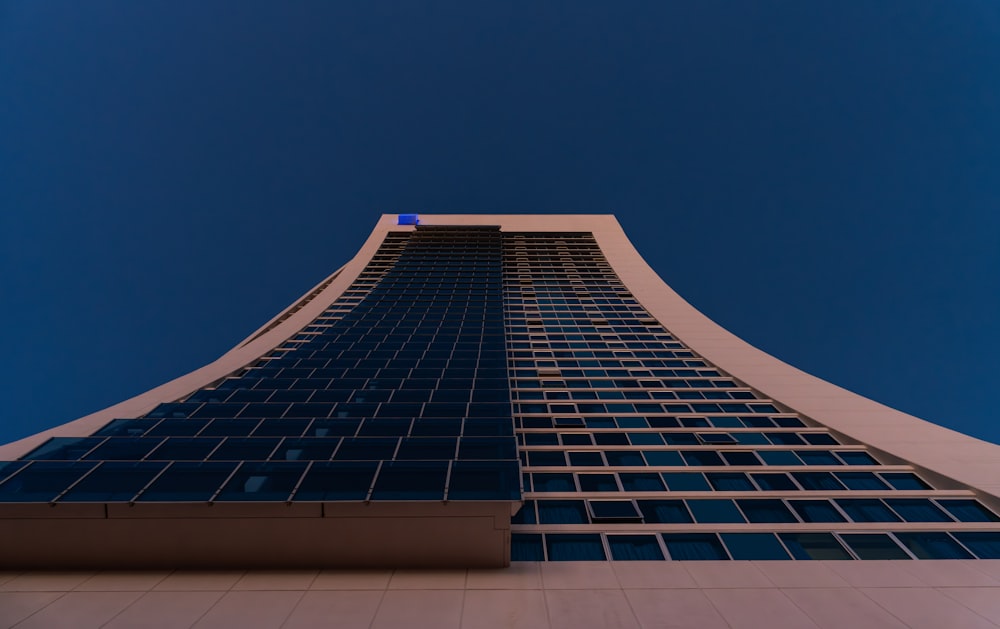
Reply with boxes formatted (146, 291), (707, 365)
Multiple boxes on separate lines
(2, 214), (1000, 628)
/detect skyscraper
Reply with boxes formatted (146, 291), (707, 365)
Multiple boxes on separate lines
(2, 215), (1000, 627)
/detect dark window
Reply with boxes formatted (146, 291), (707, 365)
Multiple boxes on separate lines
(449, 461), (519, 500)
(537, 500), (588, 524)
(608, 535), (664, 560)
(0, 462), (98, 502)
(706, 472), (754, 491)
(587, 500), (642, 522)
(836, 499), (901, 523)
(637, 500), (693, 523)
(294, 462), (377, 500)
(952, 533), (1000, 559)
(511, 534), (544, 561)
(532, 473), (575, 492)
(661, 533), (728, 560)
(215, 462), (307, 501)
(779, 533), (852, 560)
(737, 499), (797, 523)
(789, 500), (847, 523)
(58, 462), (167, 502)
(137, 462), (238, 501)
(840, 533), (910, 560)
(884, 499), (952, 522)
(894, 532), (973, 560)
(546, 534), (606, 561)
(720, 533), (790, 560)
(938, 499), (1000, 523)
(687, 499), (745, 523)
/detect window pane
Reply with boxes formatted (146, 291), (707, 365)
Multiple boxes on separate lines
(737, 499), (797, 523)
(370, 461), (448, 500)
(789, 500), (847, 523)
(578, 474), (618, 492)
(662, 533), (728, 560)
(938, 499), (1000, 523)
(137, 462), (237, 501)
(687, 499), (745, 523)
(588, 500), (642, 522)
(884, 499), (951, 522)
(779, 533), (852, 560)
(537, 500), (589, 524)
(215, 462), (307, 501)
(58, 462), (167, 502)
(837, 451), (878, 465)
(637, 500), (693, 523)
(511, 534), (544, 561)
(880, 472), (929, 490)
(619, 473), (665, 491)
(0, 462), (98, 502)
(837, 499), (902, 523)
(661, 472), (709, 491)
(751, 473), (797, 491)
(532, 473), (575, 492)
(840, 533), (909, 560)
(835, 472), (888, 491)
(952, 533), (1000, 559)
(706, 472), (754, 491)
(293, 462), (377, 500)
(449, 461), (519, 500)
(793, 472), (844, 491)
(547, 534), (606, 561)
(894, 532), (973, 560)
(721, 533), (790, 560)
(608, 535), (664, 560)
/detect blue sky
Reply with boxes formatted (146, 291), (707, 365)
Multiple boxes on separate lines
(1, 2), (998, 445)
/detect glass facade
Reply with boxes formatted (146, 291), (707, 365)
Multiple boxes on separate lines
(2, 223), (999, 562)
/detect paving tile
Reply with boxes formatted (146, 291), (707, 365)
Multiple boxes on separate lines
(191, 590), (303, 628)
(969, 560), (1000, 582)
(103, 591), (224, 629)
(861, 587), (997, 629)
(371, 590), (464, 629)
(782, 587), (908, 629)
(900, 561), (1000, 587)
(76, 571), (170, 591)
(467, 564), (542, 590)
(540, 561), (619, 589)
(703, 588), (820, 629)
(153, 571), (245, 592)
(682, 562), (771, 588)
(0, 592), (62, 628)
(611, 562), (697, 589)
(625, 588), (728, 629)
(461, 589), (549, 629)
(310, 569), (392, 590)
(751, 561), (849, 589)
(545, 589), (640, 629)
(232, 570), (318, 591)
(13, 591), (142, 629)
(823, 561), (925, 588)
(939, 587), (1000, 624)
(282, 590), (383, 629)
(0, 572), (95, 592)
(388, 569), (467, 590)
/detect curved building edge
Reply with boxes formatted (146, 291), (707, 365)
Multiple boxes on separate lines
(2, 213), (998, 507)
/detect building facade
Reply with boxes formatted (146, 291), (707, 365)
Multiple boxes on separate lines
(2, 215), (1000, 627)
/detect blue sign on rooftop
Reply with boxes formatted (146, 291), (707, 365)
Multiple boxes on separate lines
(397, 214), (419, 225)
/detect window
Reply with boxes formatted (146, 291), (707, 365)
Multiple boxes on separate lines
(840, 534), (910, 560)
(721, 533), (790, 560)
(587, 500), (642, 522)
(662, 533), (728, 560)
